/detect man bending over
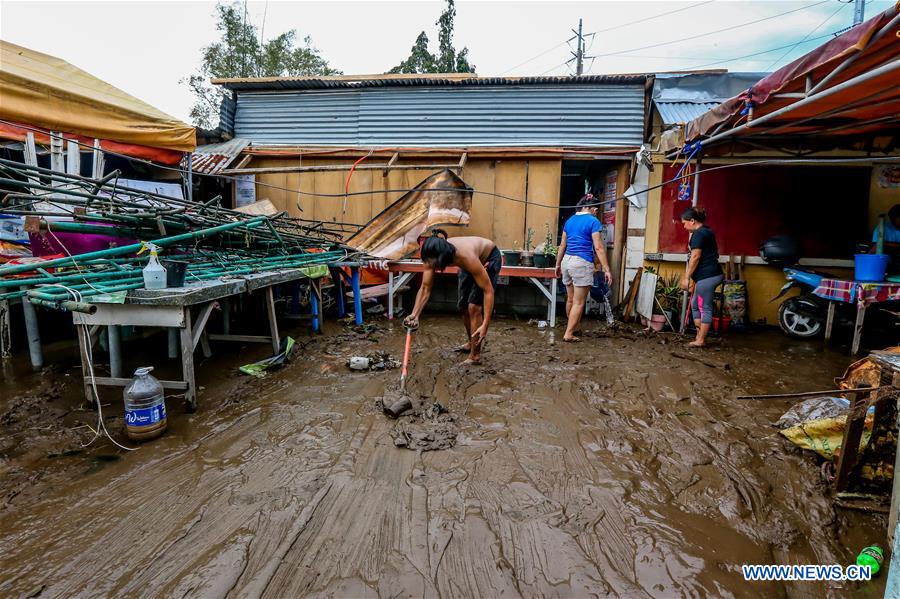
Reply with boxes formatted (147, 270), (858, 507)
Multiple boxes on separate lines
(404, 230), (500, 365)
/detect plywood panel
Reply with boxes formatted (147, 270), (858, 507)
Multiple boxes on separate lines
(296, 171), (316, 218)
(257, 172), (287, 212)
(312, 169), (347, 225)
(345, 167), (374, 227)
(524, 159), (561, 251)
(493, 160), (527, 249)
(458, 159), (495, 239)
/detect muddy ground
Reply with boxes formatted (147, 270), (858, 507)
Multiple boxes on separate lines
(0, 315), (890, 598)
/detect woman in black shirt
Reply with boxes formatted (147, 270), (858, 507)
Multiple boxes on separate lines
(680, 207), (724, 347)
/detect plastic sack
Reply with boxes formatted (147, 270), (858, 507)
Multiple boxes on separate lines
(781, 413), (874, 460)
(775, 397), (850, 429)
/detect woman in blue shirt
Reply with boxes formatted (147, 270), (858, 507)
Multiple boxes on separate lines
(554, 194), (612, 342)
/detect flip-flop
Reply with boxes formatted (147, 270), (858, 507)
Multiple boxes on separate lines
(562, 337), (581, 343)
(453, 344), (471, 353)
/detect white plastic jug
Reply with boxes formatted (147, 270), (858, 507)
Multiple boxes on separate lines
(141, 242), (167, 290)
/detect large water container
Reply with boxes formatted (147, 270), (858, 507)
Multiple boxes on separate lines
(123, 366), (167, 441)
(855, 254), (890, 282)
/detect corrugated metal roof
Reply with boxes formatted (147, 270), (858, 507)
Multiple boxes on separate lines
(219, 94), (236, 136)
(191, 138), (250, 174)
(654, 101), (720, 126)
(216, 74), (647, 91)
(234, 85), (645, 147)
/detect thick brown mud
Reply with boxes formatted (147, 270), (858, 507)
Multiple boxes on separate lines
(0, 316), (889, 598)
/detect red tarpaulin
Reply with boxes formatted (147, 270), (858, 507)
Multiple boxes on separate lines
(0, 120), (185, 165)
(685, 5), (900, 144)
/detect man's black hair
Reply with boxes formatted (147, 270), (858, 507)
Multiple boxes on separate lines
(421, 233), (456, 270)
(889, 204), (900, 221)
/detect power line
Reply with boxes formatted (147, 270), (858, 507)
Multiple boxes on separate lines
(586, 0), (716, 36)
(674, 30), (838, 71)
(496, 0), (713, 76)
(497, 41), (570, 76)
(764, 1), (850, 71)
(589, 0), (831, 59)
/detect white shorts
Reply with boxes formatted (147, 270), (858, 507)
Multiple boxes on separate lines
(561, 254), (594, 287)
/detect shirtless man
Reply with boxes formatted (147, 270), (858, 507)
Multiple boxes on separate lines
(404, 230), (500, 365)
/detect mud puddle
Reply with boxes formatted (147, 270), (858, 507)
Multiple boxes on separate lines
(0, 316), (889, 597)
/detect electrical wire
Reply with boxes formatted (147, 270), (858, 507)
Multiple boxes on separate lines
(37, 283), (136, 452)
(763, 0), (850, 71)
(2, 119), (897, 212)
(588, 0), (831, 59)
(497, 0), (715, 76)
(673, 30), (839, 70)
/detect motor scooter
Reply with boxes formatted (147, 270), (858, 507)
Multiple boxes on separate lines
(771, 267), (855, 338)
(760, 235), (855, 339)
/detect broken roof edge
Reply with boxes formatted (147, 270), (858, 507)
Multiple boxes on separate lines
(212, 73), (649, 91)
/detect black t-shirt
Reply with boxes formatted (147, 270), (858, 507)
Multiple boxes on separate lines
(689, 226), (723, 281)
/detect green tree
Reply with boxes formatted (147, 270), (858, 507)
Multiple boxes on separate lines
(185, 2), (340, 129)
(388, 0), (474, 74)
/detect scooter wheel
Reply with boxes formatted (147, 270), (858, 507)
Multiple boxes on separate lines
(778, 299), (823, 339)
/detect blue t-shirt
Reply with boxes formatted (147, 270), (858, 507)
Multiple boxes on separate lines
(563, 212), (601, 263)
(872, 221), (900, 243)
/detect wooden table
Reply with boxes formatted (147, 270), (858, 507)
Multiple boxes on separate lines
(816, 279), (900, 354)
(386, 260), (559, 327)
(71, 269), (326, 412)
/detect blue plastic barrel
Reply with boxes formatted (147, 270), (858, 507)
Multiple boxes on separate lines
(854, 254), (889, 282)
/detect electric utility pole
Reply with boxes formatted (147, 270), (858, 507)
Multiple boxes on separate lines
(568, 19), (595, 76)
(853, 0), (866, 26)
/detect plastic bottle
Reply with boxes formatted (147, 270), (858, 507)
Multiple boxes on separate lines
(123, 366), (167, 441)
(856, 545), (884, 576)
(140, 242), (167, 289)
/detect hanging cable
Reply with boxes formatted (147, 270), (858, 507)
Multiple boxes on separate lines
(1, 119), (896, 212)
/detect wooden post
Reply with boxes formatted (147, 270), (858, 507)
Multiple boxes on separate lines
(834, 386), (874, 492)
(0, 299), (10, 359)
(76, 324), (95, 406)
(167, 328), (178, 359)
(887, 373), (900, 547)
(549, 278), (558, 327)
(824, 301), (836, 342)
(623, 268), (643, 323)
(179, 308), (197, 413)
(265, 287), (280, 353)
(851, 302), (867, 355)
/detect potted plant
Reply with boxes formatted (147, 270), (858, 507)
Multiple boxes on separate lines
(503, 241), (521, 266)
(534, 224), (556, 269)
(520, 228), (535, 267)
(654, 273), (682, 330)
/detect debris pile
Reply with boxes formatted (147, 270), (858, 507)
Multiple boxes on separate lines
(0, 159), (357, 310)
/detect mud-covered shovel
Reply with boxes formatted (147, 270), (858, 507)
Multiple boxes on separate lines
(384, 326), (414, 418)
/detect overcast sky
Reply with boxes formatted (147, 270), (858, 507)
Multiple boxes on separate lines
(2, 0), (894, 124)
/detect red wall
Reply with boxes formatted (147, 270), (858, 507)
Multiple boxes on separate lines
(658, 165), (871, 258)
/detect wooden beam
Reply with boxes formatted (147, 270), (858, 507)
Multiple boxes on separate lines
(383, 152), (399, 177)
(834, 386), (877, 492)
(456, 152), (468, 173)
(90, 376), (189, 390)
(232, 154), (253, 170)
(222, 162), (457, 176)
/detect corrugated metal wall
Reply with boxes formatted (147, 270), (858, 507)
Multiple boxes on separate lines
(234, 85), (644, 147)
